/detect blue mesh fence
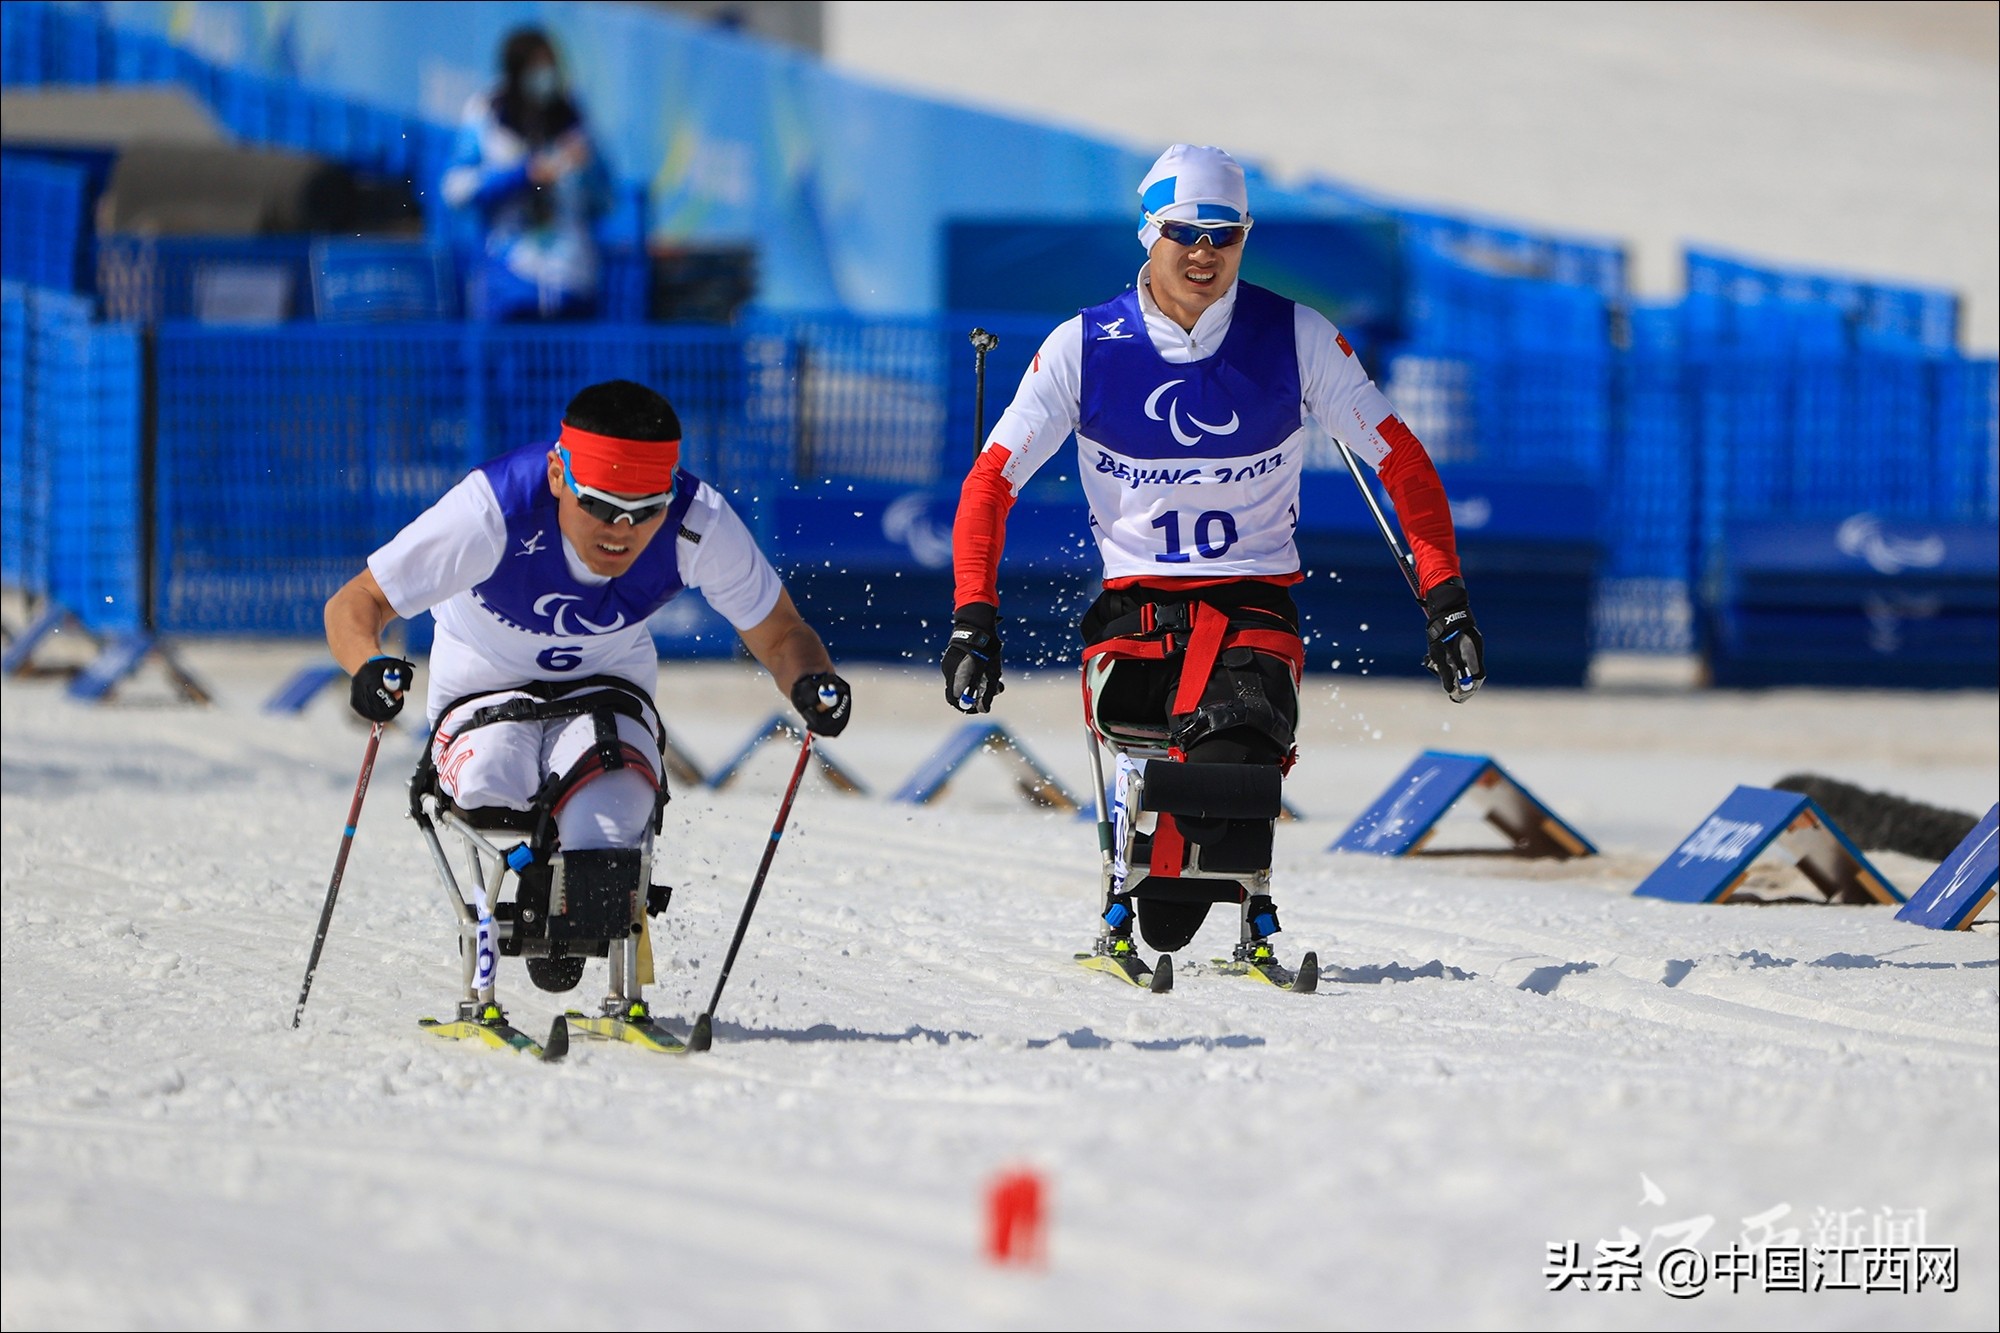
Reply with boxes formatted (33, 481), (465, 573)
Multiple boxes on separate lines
(1381, 346), (1611, 479)
(1404, 244), (1615, 355)
(0, 152), (89, 292)
(1394, 209), (1627, 298)
(1687, 248), (1961, 353)
(1, 282), (142, 627)
(9, 298), (1992, 657)
(1, 281), (33, 592)
(49, 317), (142, 632)
(97, 236), (317, 325)
(767, 314), (950, 486)
(152, 323), (769, 635)
(1595, 306), (1698, 650)
(1691, 349), (2000, 589)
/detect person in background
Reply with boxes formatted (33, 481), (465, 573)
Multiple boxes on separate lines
(442, 26), (610, 322)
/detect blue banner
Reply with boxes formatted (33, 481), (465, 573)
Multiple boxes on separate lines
(1726, 515), (1999, 582)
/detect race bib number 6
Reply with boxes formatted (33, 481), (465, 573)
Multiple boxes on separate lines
(536, 645), (584, 672)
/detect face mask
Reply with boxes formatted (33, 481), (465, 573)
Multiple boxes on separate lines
(522, 66), (560, 104)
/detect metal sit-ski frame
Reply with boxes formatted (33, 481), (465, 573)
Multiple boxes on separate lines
(412, 792), (660, 1025)
(1082, 655), (1285, 953)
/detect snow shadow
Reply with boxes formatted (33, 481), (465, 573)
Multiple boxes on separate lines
(1811, 952), (1998, 971)
(0, 755), (263, 796)
(1734, 950), (1997, 972)
(710, 1020), (977, 1045)
(1026, 1027), (1265, 1051)
(1516, 961), (1598, 994)
(1323, 960), (1477, 985)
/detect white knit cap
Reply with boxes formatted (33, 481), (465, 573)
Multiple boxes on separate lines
(1137, 144), (1249, 249)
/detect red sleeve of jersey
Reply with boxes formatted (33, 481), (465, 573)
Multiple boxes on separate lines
(1373, 416), (1461, 595)
(952, 446), (1017, 608)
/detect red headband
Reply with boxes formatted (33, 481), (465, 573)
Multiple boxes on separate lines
(558, 424), (680, 493)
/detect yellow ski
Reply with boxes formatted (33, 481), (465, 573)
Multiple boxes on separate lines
(419, 1005), (568, 1060)
(563, 1000), (688, 1054)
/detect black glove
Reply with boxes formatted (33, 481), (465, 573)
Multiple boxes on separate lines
(941, 603), (1003, 713)
(350, 654), (415, 722)
(1423, 577), (1485, 703)
(790, 671), (852, 737)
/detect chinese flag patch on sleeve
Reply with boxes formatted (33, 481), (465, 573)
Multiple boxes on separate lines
(1335, 331), (1355, 358)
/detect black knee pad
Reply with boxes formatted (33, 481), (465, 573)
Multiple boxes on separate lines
(1170, 650), (1294, 866)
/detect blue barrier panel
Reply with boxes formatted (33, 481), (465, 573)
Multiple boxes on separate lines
(154, 325), (467, 635)
(1687, 247), (1960, 353)
(1635, 785), (1900, 905)
(1331, 750), (1594, 857)
(1404, 244), (1612, 356)
(1391, 206), (1627, 298)
(1692, 350), (1999, 598)
(7, 287), (143, 631)
(151, 322), (765, 637)
(49, 320), (142, 632)
(1292, 467), (1601, 685)
(1706, 515), (1999, 688)
(98, 236), (315, 325)
(1935, 356), (2000, 522)
(768, 479), (1095, 669)
(1379, 345), (1611, 480)
(0, 152), (89, 291)
(1897, 806), (1999, 931)
(0, 282), (31, 593)
(310, 239), (456, 322)
(945, 217), (1407, 344)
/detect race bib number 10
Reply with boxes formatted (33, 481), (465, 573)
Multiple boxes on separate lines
(1152, 509), (1239, 563)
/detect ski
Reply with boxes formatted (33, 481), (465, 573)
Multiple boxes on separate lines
(1208, 949), (1319, 994)
(563, 1000), (690, 1054)
(419, 1007), (569, 1061)
(1076, 949), (1174, 993)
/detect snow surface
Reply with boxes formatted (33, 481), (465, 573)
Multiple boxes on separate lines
(828, 0), (2000, 352)
(2, 642), (1995, 1328)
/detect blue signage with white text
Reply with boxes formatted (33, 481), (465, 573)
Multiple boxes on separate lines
(1897, 805), (1999, 931)
(1635, 785), (1901, 905)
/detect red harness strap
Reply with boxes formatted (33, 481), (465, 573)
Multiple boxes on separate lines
(1083, 603), (1305, 879)
(1170, 601), (1231, 718)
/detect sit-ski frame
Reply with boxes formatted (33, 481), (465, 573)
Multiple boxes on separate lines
(415, 793), (649, 1023)
(1083, 717), (1272, 953)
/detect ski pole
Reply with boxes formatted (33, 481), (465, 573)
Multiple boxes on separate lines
(956, 328), (1003, 713)
(291, 719), (390, 1028)
(685, 729), (815, 1053)
(1335, 439), (1423, 602)
(969, 327), (1000, 457)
